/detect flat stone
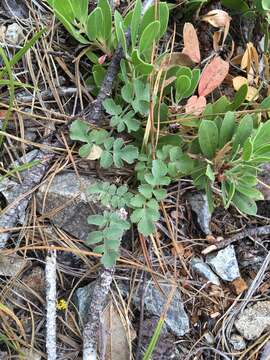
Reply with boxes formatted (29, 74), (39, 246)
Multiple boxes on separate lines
(234, 301), (270, 340)
(229, 334), (246, 351)
(206, 245), (240, 282)
(133, 282), (189, 337)
(186, 192), (211, 234)
(0, 254), (29, 277)
(191, 258), (220, 286)
(36, 172), (103, 240)
(5, 23), (24, 45)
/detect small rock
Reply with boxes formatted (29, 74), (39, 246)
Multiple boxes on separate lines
(234, 301), (270, 340)
(74, 282), (94, 324)
(0, 254), (29, 277)
(186, 192), (211, 234)
(133, 282), (189, 337)
(20, 347), (41, 360)
(36, 172), (104, 240)
(260, 340), (270, 360)
(257, 164), (270, 200)
(5, 23), (24, 45)
(229, 334), (246, 351)
(191, 257), (221, 286)
(206, 245), (240, 282)
(203, 331), (215, 344)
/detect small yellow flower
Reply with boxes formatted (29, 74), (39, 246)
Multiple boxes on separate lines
(56, 299), (68, 310)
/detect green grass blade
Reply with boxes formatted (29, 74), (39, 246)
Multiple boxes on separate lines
(142, 317), (165, 360)
(0, 46), (15, 149)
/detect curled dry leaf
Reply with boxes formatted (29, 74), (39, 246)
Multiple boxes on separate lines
(202, 9), (231, 46)
(161, 52), (195, 70)
(182, 22), (201, 63)
(202, 9), (231, 28)
(87, 144), (103, 160)
(233, 76), (259, 101)
(185, 95), (206, 116)
(241, 42), (259, 84)
(198, 56), (229, 97)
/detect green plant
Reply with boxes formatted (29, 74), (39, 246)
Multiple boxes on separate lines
(65, 0), (270, 267)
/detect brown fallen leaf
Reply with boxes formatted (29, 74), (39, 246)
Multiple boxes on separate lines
(185, 95), (206, 116)
(182, 22), (201, 63)
(202, 9), (231, 46)
(241, 42), (259, 84)
(232, 277), (248, 295)
(161, 52), (195, 70)
(198, 56), (229, 97)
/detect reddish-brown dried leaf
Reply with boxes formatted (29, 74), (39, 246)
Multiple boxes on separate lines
(182, 23), (201, 63)
(185, 95), (206, 116)
(198, 56), (229, 97)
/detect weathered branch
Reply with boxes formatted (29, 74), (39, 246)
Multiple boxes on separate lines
(45, 250), (57, 360)
(82, 267), (114, 360)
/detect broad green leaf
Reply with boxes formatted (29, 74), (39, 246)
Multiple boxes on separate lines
(232, 191), (257, 215)
(153, 188), (167, 201)
(222, 181), (235, 208)
(221, 0), (249, 12)
(176, 66), (192, 78)
(121, 83), (134, 103)
(70, 120), (89, 142)
(219, 111), (236, 148)
(260, 96), (270, 109)
(114, 11), (127, 55)
(175, 75), (191, 102)
(86, 7), (103, 41)
(130, 194), (145, 207)
(152, 159), (168, 178)
(238, 174), (258, 187)
(138, 215), (156, 235)
(138, 184), (153, 199)
(206, 164), (215, 181)
(229, 84), (248, 110)
(121, 145), (138, 163)
(131, 49), (154, 75)
(262, 0), (270, 10)
(103, 98), (122, 115)
(236, 185), (264, 200)
(140, 2), (169, 39)
(53, 6), (89, 44)
(253, 120), (270, 148)
(158, 3), (170, 38)
(86, 231), (103, 244)
(254, 144), (270, 156)
(131, 0), (142, 47)
(87, 214), (107, 226)
(124, 113), (140, 132)
(92, 64), (106, 87)
(100, 151), (113, 168)
(139, 20), (160, 59)
(232, 114), (253, 153)
(183, 69), (200, 98)
(242, 138), (253, 161)
(47, 0), (74, 22)
(79, 143), (92, 157)
(198, 120), (219, 159)
(70, 0), (88, 22)
(98, 0), (112, 40)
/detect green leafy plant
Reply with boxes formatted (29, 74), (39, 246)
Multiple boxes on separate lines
(65, 0), (270, 267)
